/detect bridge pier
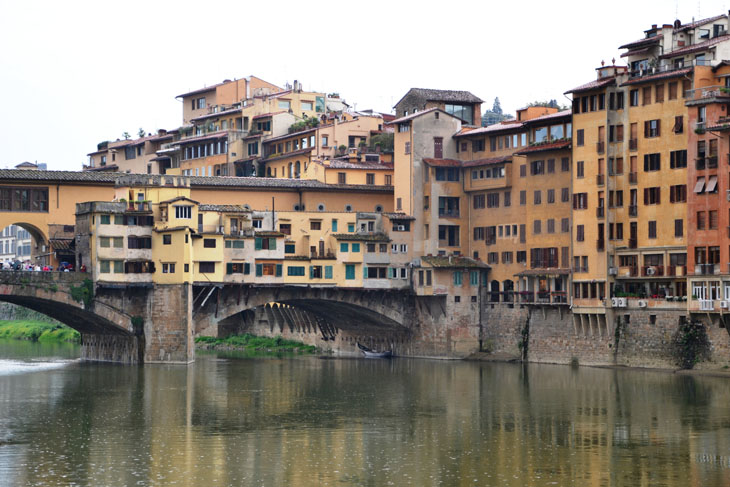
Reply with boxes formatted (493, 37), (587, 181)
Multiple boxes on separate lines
(81, 334), (143, 364)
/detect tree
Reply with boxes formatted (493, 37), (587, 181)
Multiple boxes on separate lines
(122, 132), (131, 140)
(370, 133), (394, 152)
(492, 97), (502, 115)
(527, 100), (568, 110)
(138, 128), (146, 138)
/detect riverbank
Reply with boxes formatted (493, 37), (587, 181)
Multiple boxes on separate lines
(195, 334), (318, 354)
(0, 320), (80, 343)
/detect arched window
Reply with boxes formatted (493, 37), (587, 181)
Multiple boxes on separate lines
(288, 162), (293, 178)
(295, 161), (301, 179)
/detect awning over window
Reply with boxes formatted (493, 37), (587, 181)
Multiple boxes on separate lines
(694, 177), (705, 193)
(706, 176), (718, 193)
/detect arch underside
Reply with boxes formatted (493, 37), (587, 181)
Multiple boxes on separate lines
(0, 295), (132, 336)
(278, 298), (406, 333)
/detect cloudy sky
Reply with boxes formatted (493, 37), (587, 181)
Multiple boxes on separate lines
(1, 0), (729, 170)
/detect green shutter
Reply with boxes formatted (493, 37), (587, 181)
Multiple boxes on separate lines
(332, 219), (338, 232)
(340, 243), (348, 252)
(269, 238), (277, 250)
(352, 243), (360, 252)
(309, 266), (314, 279)
(388, 267), (394, 278)
(244, 263), (251, 274)
(348, 223), (355, 232)
(363, 266), (368, 279)
(470, 271), (478, 286)
(255, 238), (262, 250)
(226, 263), (233, 274)
(276, 264), (282, 277)
(346, 264), (355, 280)
(454, 271), (462, 286)
(325, 266), (333, 279)
(256, 264), (263, 276)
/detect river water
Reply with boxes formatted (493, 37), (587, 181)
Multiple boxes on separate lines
(0, 340), (729, 487)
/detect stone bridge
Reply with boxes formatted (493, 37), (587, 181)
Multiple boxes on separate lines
(0, 272), (484, 364)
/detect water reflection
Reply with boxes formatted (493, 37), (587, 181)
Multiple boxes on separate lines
(0, 344), (729, 486)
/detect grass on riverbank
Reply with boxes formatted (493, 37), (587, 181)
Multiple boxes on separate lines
(195, 334), (317, 354)
(0, 320), (80, 343)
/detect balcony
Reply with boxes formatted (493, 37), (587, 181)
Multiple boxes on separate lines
(699, 299), (714, 311)
(629, 139), (637, 151)
(596, 141), (605, 154)
(685, 85), (730, 102)
(596, 174), (605, 186)
(628, 238), (637, 249)
(629, 205), (638, 217)
(641, 265), (664, 277)
(665, 265), (687, 277)
(629, 172), (637, 184)
(626, 266), (639, 277)
(596, 206), (605, 218)
(596, 239), (605, 252)
(696, 157), (706, 170)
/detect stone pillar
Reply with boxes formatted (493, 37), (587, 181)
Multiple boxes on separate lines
(81, 334), (142, 364)
(144, 283), (194, 364)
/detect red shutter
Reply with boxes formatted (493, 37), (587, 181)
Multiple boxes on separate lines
(656, 119), (661, 136)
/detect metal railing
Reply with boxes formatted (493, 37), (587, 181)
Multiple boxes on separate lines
(596, 174), (605, 186)
(596, 141), (605, 154)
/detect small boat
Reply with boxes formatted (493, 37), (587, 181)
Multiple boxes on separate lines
(357, 342), (393, 358)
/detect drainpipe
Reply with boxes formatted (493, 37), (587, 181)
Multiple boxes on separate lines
(271, 196), (275, 231)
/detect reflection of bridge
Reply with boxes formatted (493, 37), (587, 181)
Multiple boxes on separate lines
(0, 271), (481, 364)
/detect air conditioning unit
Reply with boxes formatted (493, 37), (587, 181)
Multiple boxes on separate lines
(611, 297), (619, 307)
(397, 225), (406, 231)
(239, 230), (246, 236)
(721, 301), (729, 309)
(646, 266), (656, 276)
(218, 226), (225, 233)
(617, 297), (627, 307)
(608, 267), (618, 275)
(638, 300), (647, 308)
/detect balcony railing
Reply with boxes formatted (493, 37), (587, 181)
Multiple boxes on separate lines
(629, 172), (637, 184)
(596, 206), (605, 218)
(629, 139), (637, 151)
(596, 239), (605, 252)
(699, 299), (714, 311)
(596, 141), (605, 154)
(629, 205), (638, 217)
(641, 265), (664, 277)
(685, 85), (730, 102)
(596, 174), (605, 186)
(626, 266), (639, 277)
(696, 157), (706, 170)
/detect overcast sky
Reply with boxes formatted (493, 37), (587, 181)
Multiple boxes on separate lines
(1, 0), (729, 170)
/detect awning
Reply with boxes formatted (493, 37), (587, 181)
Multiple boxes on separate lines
(694, 177), (705, 193)
(706, 176), (718, 193)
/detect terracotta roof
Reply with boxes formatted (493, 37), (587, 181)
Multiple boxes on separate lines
(159, 196), (200, 205)
(515, 139), (572, 155)
(619, 34), (663, 50)
(176, 82), (225, 99)
(332, 232), (390, 242)
(620, 46), (654, 58)
(173, 131), (229, 145)
(453, 120), (523, 137)
(421, 255), (488, 268)
(461, 156), (511, 167)
(620, 67), (692, 86)
(49, 239), (74, 251)
(387, 107), (440, 124)
(660, 34), (730, 58)
(565, 77), (616, 94)
(524, 109), (572, 124)
(0, 170), (394, 193)
(263, 127), (317, 144)
(252, 111), (287, 120)
(383, 212), (415, 220)
(393, 88), (483, 108)
(84, 165), (119, 172)
(263, 148), (312, 163)
(198, 204), (250, 213)
(422, 158), (462, 167)
(327, 160), (393, 170)
(675, 14), (727, 32)
(190, 107), (242, 122)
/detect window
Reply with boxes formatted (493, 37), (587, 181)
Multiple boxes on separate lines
(648, 221), (657, 239)
(670, 150), (687, 168)
(573, 193), (588, 209)
(337, 172), (347, 184)
(435, 167), (459, 181)
(576, 129), (584, 146)
(247, 141), (258, 156)
(561, 218), (570, 233)
(533, 220), (541, 234)
(530, 160), (544, 175)
(301, 101), (313, 111)
(576, 225), (584, 241)
(473, 194), (485, 209)
(352, 243), (360, 252)
(675, 219), (683, 237)
(547, 159), (555, 173)
(655, 84), (664, 103)
(643, 153), (660, 172)
(163, 234), (172, 245)
(203, 238), (216, 248)
(669, 185), (687, 203)
(644, 120), (660, 138)
(366, 173), (375, 185)
(642, 86), (652, 105)
(199, 262), (215, 273)
(547, 189), (555, 204)
(472, 139), (485, 152)
(630, 89), (639, 106)
(254, 237), (277, 250)
(576, 161), (584, 178)
(444, 104), (473, 125)
(520, 190), (526, 205)
(710, 210), (719, 230)
(547, 219), (555, 233)
(504, 191), (511, 207)
(673, 116), (683, 134)
(486, 193), (499, 208)
(643, 187), (661, 205)
(278, 100), (291, 109)
(100, 214), (111, 225)
(561, 187), (570, 202)
(175, 206), (192, 219)
(385, 175), (392, 185)
(162, 263), (176, 274)
(561, 157), (570, 171)
(534, 190), (542, 205)
(310, 221), (322, 230)
(668, 82), (678, 100)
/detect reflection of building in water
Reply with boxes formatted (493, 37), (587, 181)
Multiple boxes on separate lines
(0, 225), (31, 264)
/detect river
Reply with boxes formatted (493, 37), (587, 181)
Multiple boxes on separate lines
(0, 339), (729, 486)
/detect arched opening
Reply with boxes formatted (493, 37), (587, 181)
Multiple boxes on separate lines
(490, 280), (500, 302)
(0, 222), (52, 269)
(294, 161), (301, 179)
(288, 162), (293, 178)
(502, 279), (514, 303)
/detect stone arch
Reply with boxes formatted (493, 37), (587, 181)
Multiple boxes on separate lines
(490, 280), (501, 302)
(502, 279), (514, 302)
(294, 161), (301, 178)
(0, 221), (49, 266)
